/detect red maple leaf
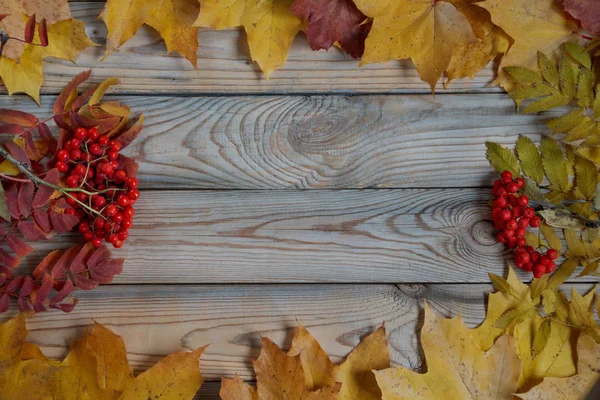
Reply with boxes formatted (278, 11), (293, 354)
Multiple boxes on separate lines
(291, 0), (371, 58)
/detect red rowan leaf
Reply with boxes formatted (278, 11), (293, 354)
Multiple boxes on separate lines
(5, 185), (20, 219)
(24, 14), (36, 43)
(49, 207), (80, 234)
(32, 169), (59, 209)
(70, 111), (99, 129)
(17, 182), (34, 217)
(35, 274), (53, 303)
(20, 276), (34, 297)
(0, 109), (39, 127)
(39, 18), (49, 47)
(0, 249), (20, 268)
(17, 220), (46, 241)
(0, 124), (24, 134)
(57, 128), (70, 151)
(70, 242), (94, 274)
(0, 294), (9, 313)
(37, 123), (57, 155)
(87, 245), (111, 269)
(116, 115), (144, 149)
(51, 278), (74, 306)
(6, 276), (25, 293)
(51, 245), (82, 280)
(0, 268), (12, 280)
(74, 274), (98, 290)
(90, 258), (124, 284)
(118, 155), (139, 178)
(17, 297), (32, 312)
(5, 141), (31, 167)
(53, 70), (92, 119)
(71, 83), (102, 111)
(33, 250), (62, 280)
(22, 130), (41, 160)
(33, 209), (52, 234)
(0, 273), (6, 285)
(5, 234), (34, 258)
(290, 0), (370, 58)
(564, 0), (600, 35)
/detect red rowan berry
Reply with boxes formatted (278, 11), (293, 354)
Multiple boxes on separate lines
(74, 127), (87, 139)
(501, 170), (513, 183)
(92, 237), (102, 247)
(94, 196), (107, 208)
(64, 208), (76, 215)
(499, 209), (512, 221)
(93, 217), (105, 229)
(118, 230), (128, 240)
(515, 228), (526, 238)
(121, 218), (133, 230)
(128, 189), (140, 201)
(126, 178), (138, 189)
(123, 205), (135, 219)
(110, 141), (121, 152)
(98, 135), (110, 146)
(83, 231), (94, 241)
(529, 216), (542, 228)
(507, 183), (519, 193)
(56, 161), (69, 172)
(117, 194), (129, 207)
(506, 219), (518, 230)
(523, 207), (535, 219)
(517, 195), (529, 206)
(516, 238), (526, 247)
(112, 213), (124, 224)
(78, 222), (89, 233)
(66, 175), (79, 188)
(89, 143), (102, 155)
(533, 264), (545, 278)
(514, 177), (524, 188)
(73, 164), (86, 176)
(519, 218), (530, 228)
(57, 149), (69, 162)
(547, 249), (559, 260)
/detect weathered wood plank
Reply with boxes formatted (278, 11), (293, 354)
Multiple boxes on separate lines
(6, 3), (503, 96)
(2, 94), (553, 189)
(1, 283), (595, 381)
(11, 189), (595, 284)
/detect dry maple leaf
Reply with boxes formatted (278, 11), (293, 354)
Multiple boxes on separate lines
(0, 19), (96, 103)
(0, 314), (207, 399)
(353, 0), (486, 91)
(194, 0), (307, 78)
(220, 324), (389, 400)
(564, 0), (600, 35)
(290, 0), (370, 58)
(100, 0), (200, 67)
(0, 0), (70, 60)
(479, 0), (580, 90)
(374, 302), (521, 400)
(445, 4), (510, 84)
(516, 334), (600, 400)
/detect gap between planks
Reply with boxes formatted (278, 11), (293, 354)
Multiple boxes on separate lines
(11, 189), (596, 284)
(1, 93), (554, 189)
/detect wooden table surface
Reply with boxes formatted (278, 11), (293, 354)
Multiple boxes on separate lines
(1, 2), (596, 398)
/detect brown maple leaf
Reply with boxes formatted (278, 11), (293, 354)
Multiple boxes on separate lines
(564, 0), (600, 35)
(290, 0), (371, 58)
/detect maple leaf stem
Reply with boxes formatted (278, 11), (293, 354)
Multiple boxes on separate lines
(0, 145), (105, 219)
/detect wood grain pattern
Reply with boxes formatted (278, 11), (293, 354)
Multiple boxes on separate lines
(1, 283), (595, 381)
(2, 94), (554, 189)
(10, 189), (595, 284)
(3, 2), (504, 96)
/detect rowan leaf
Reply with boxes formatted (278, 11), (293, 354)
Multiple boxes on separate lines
(540, 137), (569, 192)
(522, 178), (547, 203)
(530, 275), (549, 302)
(0, 184), (10, 222)
(509, 83), (555, 101)
(290, 0), (370, 58)
(353, 0), (480, 91)
(574, 155), (598, 200)
(520, 93), (570, 114)
(101, 0), (199, 67)
(576, 68), (594, 108)
(532, 318), (552, 358)
(537, 51), (559, 88)
(194, 0), (306, 78)
(489, 273), (523, 300)
(516, 335), (600, 399)
(540, 223), (562, 252)
(564, 42), (592, 69)
(537, 210), (584, 230)
(486, 142), (520, 176)
(480, 0), (579, 90)
(547, 110), (585, 133)
(516, 136), (544, 184)
(559, 54), (578, 98)
(547, 258), (580, 291)
(375, 304), (521, 400)
(89, 78), (121, 107)
(505, 67), (542, 84)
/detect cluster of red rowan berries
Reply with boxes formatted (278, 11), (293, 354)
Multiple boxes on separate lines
(492, 170), (558, 278)
(55, 127), (139, 249)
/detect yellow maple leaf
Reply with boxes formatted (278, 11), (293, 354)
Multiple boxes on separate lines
(0, 19), (96, 103)
(0, 315), (207, 400)
(516, 334), (600, 400)
(374, 302), (521, 399)
(100, 0), (200, 67)
(289, 324), (390, 400)
(353, 0), (484, 91)
(194, 0), (306, 78)
(479, 0), (580, 90)
(446, 5), (511, 84)
(0, 0), (71, 60)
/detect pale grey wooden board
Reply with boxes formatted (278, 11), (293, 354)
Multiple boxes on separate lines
(9, 189), (596, 284)
(12, 2), (504, 96)
(0, 94), (554, 189)
(1, 283), (595, 381)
